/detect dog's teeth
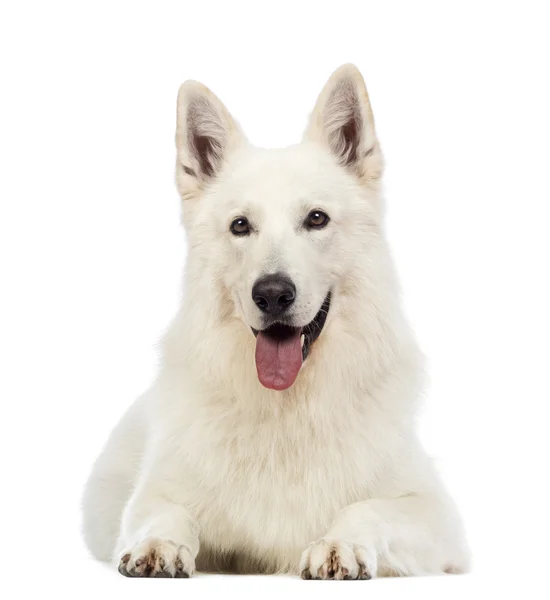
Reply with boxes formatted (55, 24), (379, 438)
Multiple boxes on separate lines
(301, 335), (305, 347)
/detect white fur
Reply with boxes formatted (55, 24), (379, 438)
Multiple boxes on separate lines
(82, 64), (469, 579)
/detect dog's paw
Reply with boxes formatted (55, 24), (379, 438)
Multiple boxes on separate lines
(118, 538), (195, 578)
(299, 539), (376, 580)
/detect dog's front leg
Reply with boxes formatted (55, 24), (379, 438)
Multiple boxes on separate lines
(300, 495), (468, 580)
(114, 454), (200, 578)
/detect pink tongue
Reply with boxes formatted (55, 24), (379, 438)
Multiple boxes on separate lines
(255, 329), (303, 391)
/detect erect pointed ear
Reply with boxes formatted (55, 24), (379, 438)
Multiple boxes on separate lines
(176, 81), (246, 197)
(303, 64), (383, 183)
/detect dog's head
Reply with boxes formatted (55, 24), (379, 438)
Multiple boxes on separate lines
(175, 65), (383, 391)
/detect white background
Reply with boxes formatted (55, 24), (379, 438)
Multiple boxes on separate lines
(1, 1), (549, 598)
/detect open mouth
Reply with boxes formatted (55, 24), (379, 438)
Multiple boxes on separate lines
(251, 293), (331, 391)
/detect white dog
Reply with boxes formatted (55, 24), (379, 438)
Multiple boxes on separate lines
(82, 64), (469, 579)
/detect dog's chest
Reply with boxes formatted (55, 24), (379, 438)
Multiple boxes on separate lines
(182, 398), (374, 557)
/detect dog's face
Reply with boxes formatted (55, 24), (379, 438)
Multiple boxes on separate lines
(206, 145), (353, 331)
(175, 65), (383, 390)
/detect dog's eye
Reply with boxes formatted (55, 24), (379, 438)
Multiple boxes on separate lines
(230, 217), (251, 236)
(305, 210), (330, 230)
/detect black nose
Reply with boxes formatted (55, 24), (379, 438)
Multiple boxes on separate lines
(252, 273), (296, 316)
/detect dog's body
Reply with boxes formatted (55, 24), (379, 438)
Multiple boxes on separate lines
(83, 65), (469, 579)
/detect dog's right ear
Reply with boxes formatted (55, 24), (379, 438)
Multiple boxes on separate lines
(176, 81), (246, 199)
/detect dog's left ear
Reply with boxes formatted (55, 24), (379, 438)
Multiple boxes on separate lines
(176, 81), (246, 199)
(303, 64), (383, 183)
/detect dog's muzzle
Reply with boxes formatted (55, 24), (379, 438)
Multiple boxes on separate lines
(251, 292), (331, 391)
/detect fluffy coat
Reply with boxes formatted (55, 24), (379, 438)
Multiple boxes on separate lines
(82, 64), (469, 579)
